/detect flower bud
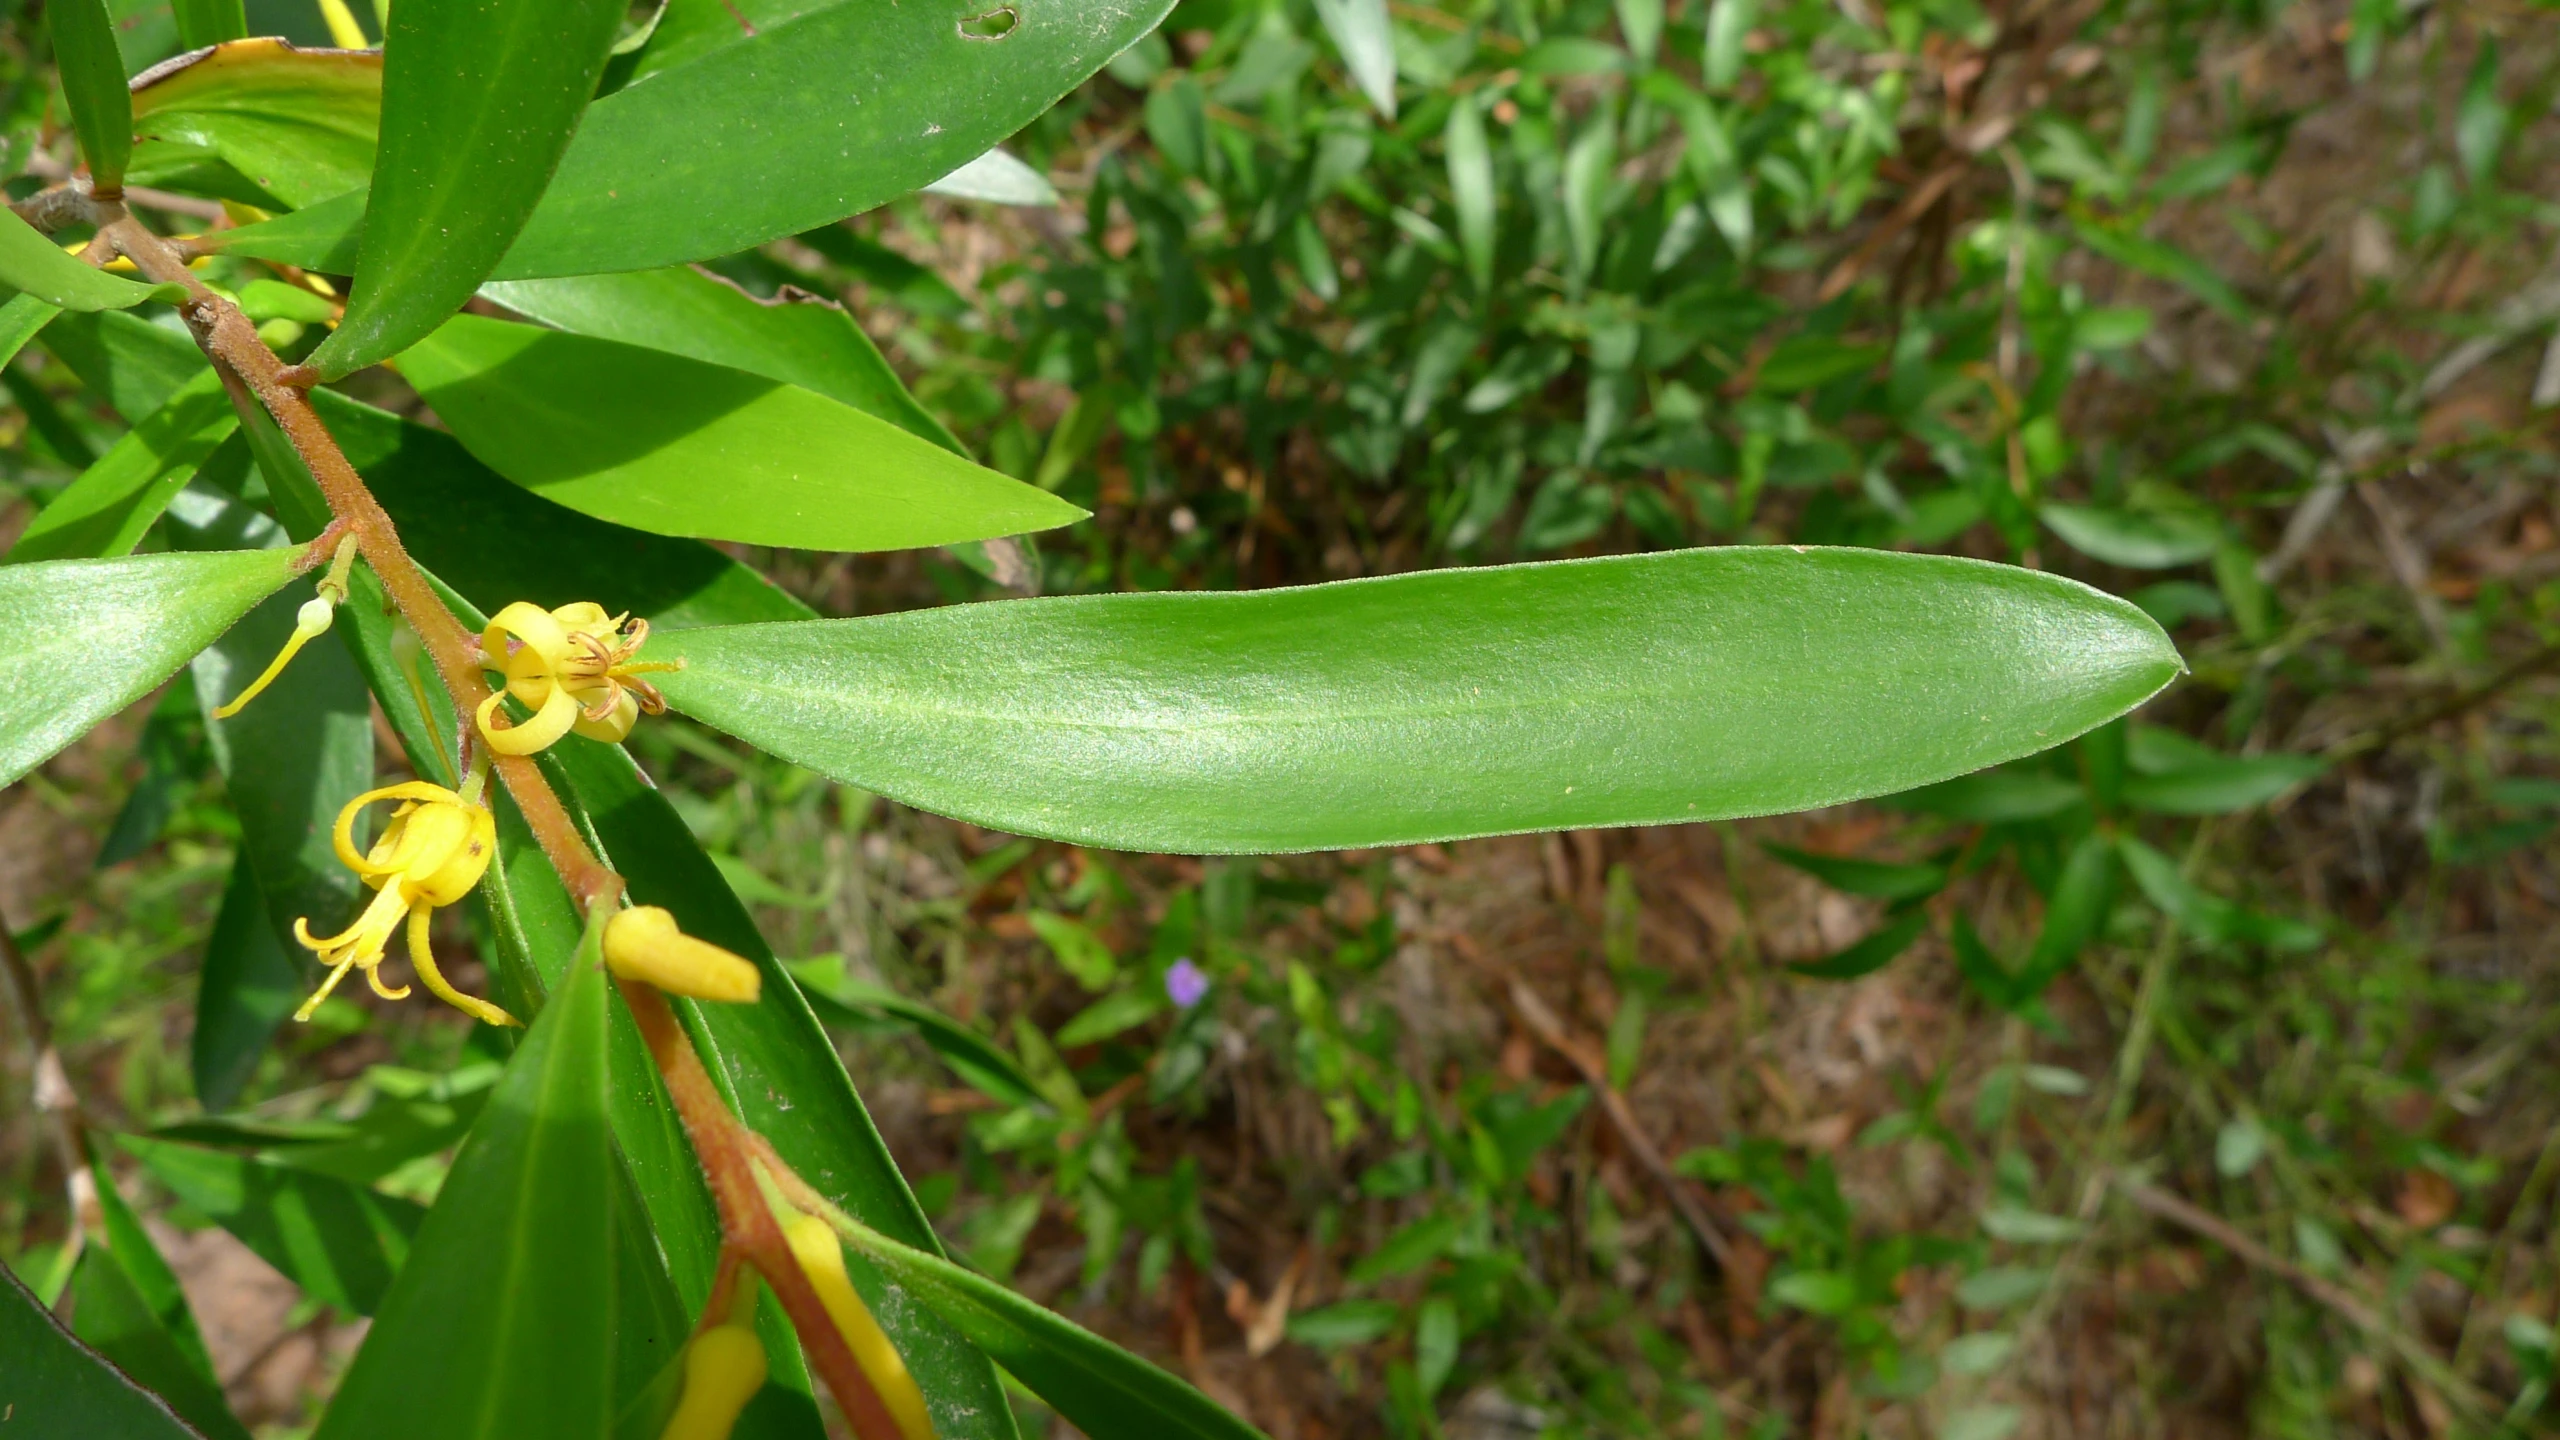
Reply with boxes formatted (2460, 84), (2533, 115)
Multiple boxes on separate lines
(603, 907), (762, 1004)
(657, 1324), (767, 1440)
(781, 1213), (935, 1440)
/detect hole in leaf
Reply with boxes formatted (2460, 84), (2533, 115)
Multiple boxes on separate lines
(957, 6), (1018, 39)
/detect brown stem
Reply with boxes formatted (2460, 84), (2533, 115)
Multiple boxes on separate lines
(0, 903), (100, 1242)
(619, 979), (911, 1440)
(100, 212), (619, 912)
(92, 205), (903, 1435)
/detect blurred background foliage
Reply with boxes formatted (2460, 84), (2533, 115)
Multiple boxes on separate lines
(4, 0), (2559, 1435)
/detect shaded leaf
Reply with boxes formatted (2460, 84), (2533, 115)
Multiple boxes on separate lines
(2040, 503), (2220, 570)
(543, 733), (1019, 1438)
(312, 915), (621, 1440)
(395, 315), (1083, 550)
(66, 1246), (248, 1440)
(0, 1259), (202, 1440)
(482, 267), (963, 454)
(829, 1208), (1270, 1438)
(1444, 96), (1495, 293)
(218, 0), (1179, 279)
(0, 210), (182, 311)
(0, 547), (301, 789)
(922, 148), (1058, 206)
(190, 857), (303, 1110)
(1762, 842), (1945, 901)
(1787, 910), (1928, 980)
(118, 1136), (425, 1315)
(129, 39), (380, 208)
(8, 370), (237, 563)
(49, 0), (134, 189)
(309, 0), (626, 376)
(2118, 837), (2321, 951)
(650, 549), (2182, 854)
(1311, 0), (1396, 118)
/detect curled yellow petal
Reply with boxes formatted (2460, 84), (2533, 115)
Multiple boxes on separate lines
(406, 903), (520, 1028)
(602, 907), (762, 1004)
(211, 596), (335, 720)
(657, 1324), (768, 1440)
(780, 1213), (936, 1440)
(475, 685), (582, 756)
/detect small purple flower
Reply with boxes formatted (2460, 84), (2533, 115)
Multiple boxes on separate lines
(1164, 957), (1210, 1009)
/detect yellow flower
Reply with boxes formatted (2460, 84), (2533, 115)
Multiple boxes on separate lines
(292, 781), (518, 1028)
(474, 601), (678, 755)
(602, 907), (762, 1004)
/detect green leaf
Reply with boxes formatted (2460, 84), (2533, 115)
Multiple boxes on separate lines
(8, 369), (237, 563)
(2118, 837), (2320, 951)
(1444, 96), (1496, 293)
(1701, 0), (1753, 88)
(1287, 1299), (1403, 1349)
(118, 1136), (426, 1315)
(1027, 910), (1119, 990)
(1787, 910), (1928, 980)
(1884, 768), (2084, 823)
(803, 975), (1045, 1109)
(2121, 731), (2322, 814)
(1769, 1270), (1859, 1316)
(1311, 0), (1397, 118)
(188, 574), (374, 1073)
(1562, 109), (1616, 284)
(170, 0), (247, 49)
(48, 0), (135, 189)
(220, 0), (1178, 278)
(483, 266), (964, 454)
(309, 0), (627, 378)
(0, 547), (301, 790)
(0, 1259), (202, 1439)
(1614, 0), (1662, 63)
(2039, 503), (2220, 569)
(542, 735), (1019, 1438)
(922, 147), (1058, 206)
(2457, 40), (2508, 187)
(307, 386), (812, 629)
(191, 857), (303, 1110)
(822, 1205), (1267, 1436)
(129, 38), (382, 209)
(1345, 1212), (1462, 1285)
(0, 293), (62, 371)
(88, 1146), (220, 1389)
(649, 548), (2181, 854)
(39, 310), (212, 422)
(313, 914), (621, 1440)
(1761, 842), (1945, 901)
(0, 211), (182, 312)
(2073, 222), (2248, 321)
(66, 1245), (251, 1440)
(1053, 986), (1168, 1048)
(394, 314), (1084, 550)
(2004, 831), (2115, 1001)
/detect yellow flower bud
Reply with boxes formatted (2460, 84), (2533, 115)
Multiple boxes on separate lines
(781, 1213), (936, 1440)
(657, 1324), (768, 1440)
(602, 907), (762, 1004)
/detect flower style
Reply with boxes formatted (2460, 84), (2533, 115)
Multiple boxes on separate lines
(475, 601), (679, 755)
(293, 781), (517, 1028)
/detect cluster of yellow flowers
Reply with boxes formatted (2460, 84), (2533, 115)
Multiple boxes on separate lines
(224, 591), (747, 1028)
(228, 584), (928, 1440)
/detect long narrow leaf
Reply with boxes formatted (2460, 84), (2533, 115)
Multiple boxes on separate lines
(648, 549), (2183, 853)
(310, 0), (626, 375)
